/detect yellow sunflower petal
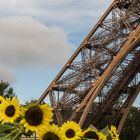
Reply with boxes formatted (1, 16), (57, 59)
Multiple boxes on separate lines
(38, 124), (62, 140)
(83, 127), (99, 139)
(109, 125), (119, 140)
(20, 104), (53, 133)
(60, 121), (83, 140)
(98, 132), (107, 140)
(0, 96), (4, 103)
(0, 96), (21, 124)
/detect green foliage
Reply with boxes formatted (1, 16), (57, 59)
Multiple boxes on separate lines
(120, 106), (140, 140)
(101, 126), (110, 136)
(0, 124), (16, 139)
(136, 134), (140, 140)
(0, 81), (15, 98)
(89, 124), (98, 131)
(0, 124), (23, 140)
(0, 124), (15, 133)
(80, 138), (89, 140)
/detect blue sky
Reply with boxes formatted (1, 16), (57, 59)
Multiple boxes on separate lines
(0, 0), (139, 105)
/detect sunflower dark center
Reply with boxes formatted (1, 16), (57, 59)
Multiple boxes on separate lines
(65, 129), (75, 138)
(25, 105), (43, 126)
(84, 131), (99, 139)
(43, 132), (60, 140)
(5, 105), (15, 117)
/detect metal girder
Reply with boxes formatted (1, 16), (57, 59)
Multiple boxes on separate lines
(89, 48), (140, 128)
(78, 24), (140, 126)
(38, 0), (140, 132)
(117, 82), (140, 134)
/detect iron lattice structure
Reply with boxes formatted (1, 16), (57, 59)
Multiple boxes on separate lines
(38, 0), (140, 133)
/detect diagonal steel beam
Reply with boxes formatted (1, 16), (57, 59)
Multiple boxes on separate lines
(78, 24), (140, 126)
(117, 82), (140, 134)
(37, 0), (115, 103)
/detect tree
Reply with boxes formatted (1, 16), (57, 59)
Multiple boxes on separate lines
(120, 106), (140, 140)
(0, 81), (15, 98)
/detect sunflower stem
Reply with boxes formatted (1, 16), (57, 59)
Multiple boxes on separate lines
(11, 129), (23, 140)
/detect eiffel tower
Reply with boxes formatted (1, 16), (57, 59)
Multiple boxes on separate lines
(38, 0), (140, 134)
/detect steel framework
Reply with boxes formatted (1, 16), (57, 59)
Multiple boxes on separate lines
(38, 0), (140, 133)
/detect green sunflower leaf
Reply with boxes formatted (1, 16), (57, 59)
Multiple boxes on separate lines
(0, 124), (16, 140)
(0, 132), (7, 137)
(88, 124), (98, 131)
(0, 124), (15, 133)
(0, 128), (23, 140)
(100, 126), (110, 136)
(0, 137), (11, 140)
(0, 132), (15, 140)
(80, 138), (89, 140)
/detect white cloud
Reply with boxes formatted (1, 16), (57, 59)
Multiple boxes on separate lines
(0, 66), (15, 83)
(0, 0), (111, 34)
(0, 16), (72, 68)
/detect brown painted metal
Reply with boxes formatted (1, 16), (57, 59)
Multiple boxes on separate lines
(79, 24), (140, 126)
(117, 82), (140, 134)
(38, 0), (140, 132)
(91, 49), (140, 128)
(37, 0), (115, 103)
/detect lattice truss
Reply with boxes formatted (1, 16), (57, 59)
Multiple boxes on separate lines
(38, 0), (140, 133)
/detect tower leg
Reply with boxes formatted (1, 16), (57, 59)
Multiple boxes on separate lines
(117, 82), (140, 134)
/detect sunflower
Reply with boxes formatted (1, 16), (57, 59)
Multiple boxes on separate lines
(0, 96), (4, 103)
(83, 128), (99, 139)
(98, 132), (107, 140)
(38, 124), (63, 140)
(60, 121), (83, 140)
(20, 104), (53, 132)
(83, 128), (106, 140)
(109, 125), (119, 140)
(0, 96), (21, 123)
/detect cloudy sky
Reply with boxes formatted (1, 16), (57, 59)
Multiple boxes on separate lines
(0, 0), (139, 105)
